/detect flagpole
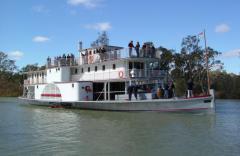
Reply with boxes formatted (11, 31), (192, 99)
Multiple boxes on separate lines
(203, 29), (210, 94)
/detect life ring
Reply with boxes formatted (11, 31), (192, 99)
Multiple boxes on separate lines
(85, 86), (92, 92)
(118, 71), (124, 78)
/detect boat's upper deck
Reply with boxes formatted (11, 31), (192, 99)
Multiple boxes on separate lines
(23, 44), (165, 85)
(46, 45), (160, 68)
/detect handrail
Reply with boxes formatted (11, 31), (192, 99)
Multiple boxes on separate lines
(45, 48), (159, 68)
(22, 92), (35, 99)
(94, 91), (125, 94)
(79, 48), (158, 65)
(96, 87), (105, 101)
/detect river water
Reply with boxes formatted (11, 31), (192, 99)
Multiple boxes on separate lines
(0, 98), (239, 156)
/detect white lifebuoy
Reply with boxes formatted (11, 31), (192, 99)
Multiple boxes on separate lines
(118, 71), (124, 78)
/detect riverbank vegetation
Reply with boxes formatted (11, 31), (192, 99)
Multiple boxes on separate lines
(0, 35), (239, 98)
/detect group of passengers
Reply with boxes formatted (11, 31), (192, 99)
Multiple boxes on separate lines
(128, 41), (156, 58)
(153, 82), (175, 99)
(127, 81), (175, 101)
(80, 47), (107, 64)
(47, 53), (75, 67)
(127, 78), (197, 100)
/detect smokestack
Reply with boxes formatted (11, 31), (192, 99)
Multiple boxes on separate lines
(79, 41), (83, 52)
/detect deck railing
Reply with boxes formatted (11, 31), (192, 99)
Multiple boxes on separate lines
(71, 68), (166, 82)
(79, 48), (158, 65)
(128, 69), (166, 78)
(46, 48), (159, 68)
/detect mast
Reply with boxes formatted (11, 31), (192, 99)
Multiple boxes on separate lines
(203, 30), (210, 94)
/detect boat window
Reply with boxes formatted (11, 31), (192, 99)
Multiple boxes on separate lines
(113, 64), (116, 70)
(72, 83), (74, 88)
(129, 62), (133, 69)
(75, 68), (78, 74)
(102, 65), (105, 71)
(95, 66), (97, 72)
(81, 68), (84, 73)
(134, 62), (141, 69)
(140, 63), (144, 69)
(88, 67), (90, 72)
(149, 61), (159, 70)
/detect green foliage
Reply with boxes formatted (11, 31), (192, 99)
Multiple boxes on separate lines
(158, 36), (232, 98)
(211, 71), (240, 99)
(0, 51), (17, 72)
(171, 35), (222, 94)
(157, 46), (174, 71)
(20, 63), (39, 72)
(0, 71), (23, 97)
(91, 31), (109, 47)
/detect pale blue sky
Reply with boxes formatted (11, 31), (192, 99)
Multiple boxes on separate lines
(1, 0), (239, 74)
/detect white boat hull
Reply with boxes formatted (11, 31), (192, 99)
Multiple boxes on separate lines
(18, 96), (215, 113)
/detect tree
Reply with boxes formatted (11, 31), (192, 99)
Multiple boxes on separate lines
(171, 35), (222, 94)
(0, 51), (17, 72)
(211, 71), (240, 99)
(0, 51), (22, 96)
(20, 63), (39, 72)
(157, 46), (174, 71)
(91, 31), (109, 47)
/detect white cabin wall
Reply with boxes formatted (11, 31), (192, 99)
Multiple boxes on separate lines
(46, 67), (70, 83)
(33, 73), (38, 84)
(33, 82), (93, 101)
(35, 84), (45, 100)
(61, 67), (71, 82)
(56, 82), (92, 101)
(28, 75), (33, 84)
(71, 60), (126, 81)
(57, 83), (80, 101)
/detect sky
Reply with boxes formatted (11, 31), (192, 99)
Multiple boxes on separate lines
(1, 0), (240, 74)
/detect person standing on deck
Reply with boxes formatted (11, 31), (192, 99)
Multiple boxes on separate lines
(135, 42), (140, 57)
(133, 85), (138, 100)
(47, 56), (51, 67)
(67, 54), (70, 66)
(151, 45), (156, 58)
(157, 85), (162, 99)
(101, 47), (106, 61)
(164, 83), (169, 98)
(142, 43), (146, 57)
(127, 86), (133, 101)
(170, 81), (175, 98)
(187, 79), (194, 98)
(81, 51), (86, 64)
(128, 41), (134, 57)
